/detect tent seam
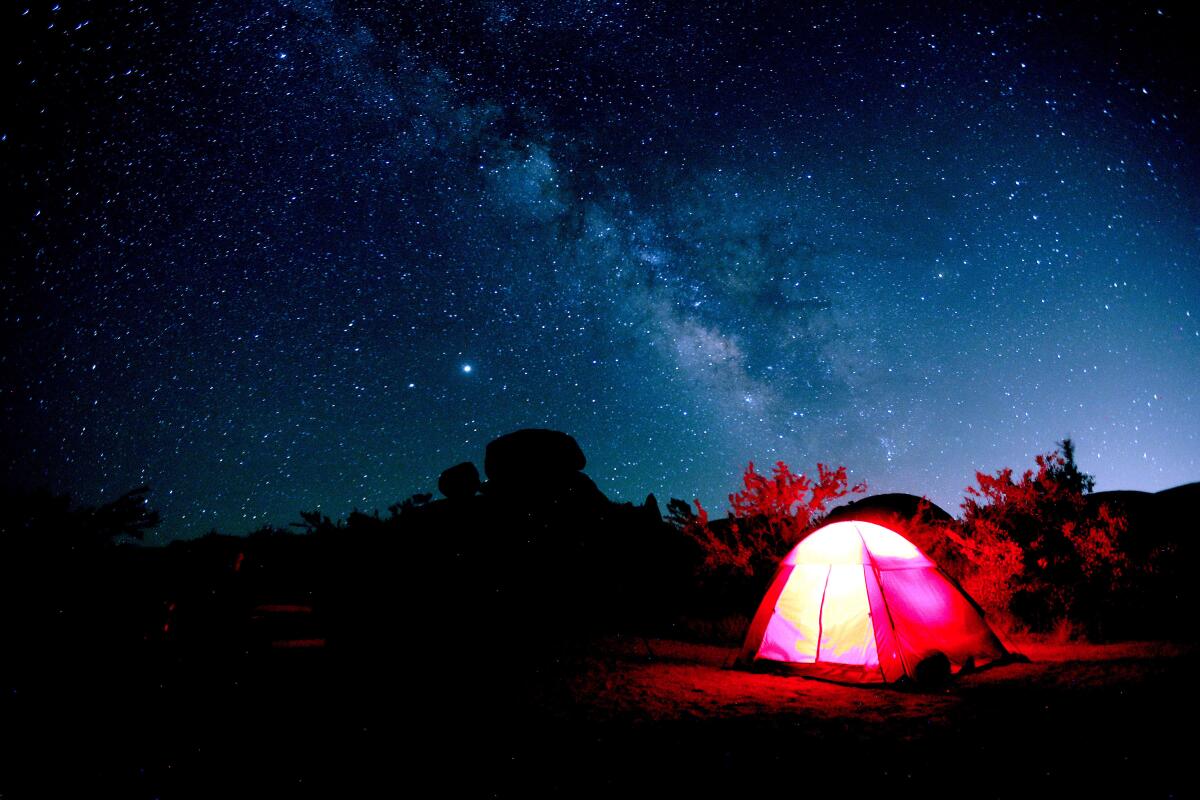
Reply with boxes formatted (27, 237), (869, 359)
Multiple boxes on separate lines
(814, 565), (832, 663)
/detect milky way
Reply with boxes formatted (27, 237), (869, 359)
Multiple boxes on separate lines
(7, 1), (1199, 538)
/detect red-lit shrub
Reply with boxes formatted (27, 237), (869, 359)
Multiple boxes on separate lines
(945, 439), (1129, 634)
(939, 515), (1026, 624)
(681, 461), (866, 582)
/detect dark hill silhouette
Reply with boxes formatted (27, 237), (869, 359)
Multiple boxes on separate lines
(824, 492), (954, 527)
(1085, 482), (1199, 636)
(1155, 480), (1200, 507)
(1087, 484), (1197, 561)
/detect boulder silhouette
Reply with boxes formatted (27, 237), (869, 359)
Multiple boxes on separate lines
(824, 492), (953, 526)
(483, 429), (587, 491)
(557, 470), (609, 507)
(913, 650), (952, 686)
(643, 493), (661, 517)
(438, 462), (481, 499)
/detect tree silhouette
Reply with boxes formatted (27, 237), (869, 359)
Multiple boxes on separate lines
(83, 485), (160, 544)
(665, 497), (696, 531)
(0, 485), (159, 551)
(388, 493), (432, 518)
(290, 509), (339, 535)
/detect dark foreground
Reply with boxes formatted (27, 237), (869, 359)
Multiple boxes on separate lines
(4, 637), (1195, 798)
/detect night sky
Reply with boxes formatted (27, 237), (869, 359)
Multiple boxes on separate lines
(6, 1), (1199, 540)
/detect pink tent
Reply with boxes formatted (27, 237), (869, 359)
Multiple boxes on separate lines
(739, 519), (1009, 683)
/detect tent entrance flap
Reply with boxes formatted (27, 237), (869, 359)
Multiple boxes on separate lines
(816, 564), (878, 668)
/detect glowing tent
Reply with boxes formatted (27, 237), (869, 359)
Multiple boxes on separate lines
(738, 519), (1009, 683)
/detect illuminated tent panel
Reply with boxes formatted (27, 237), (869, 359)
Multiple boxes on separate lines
(739, 519), (1008, 683)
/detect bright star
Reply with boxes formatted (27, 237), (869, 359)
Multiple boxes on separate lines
(462, 364), (472, 374)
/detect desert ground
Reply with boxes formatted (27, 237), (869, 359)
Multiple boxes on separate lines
(8, 634), (1194, 798)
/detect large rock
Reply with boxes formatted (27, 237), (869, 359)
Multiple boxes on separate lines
(483, 429), (587, 490)
(824, 492), (953, 526)
(438, 461), (481, 499)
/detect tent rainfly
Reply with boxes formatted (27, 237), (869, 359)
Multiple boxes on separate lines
(738, 519), (1010, 683)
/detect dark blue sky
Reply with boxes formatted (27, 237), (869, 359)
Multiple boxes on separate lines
(6, 1), (1199, 539)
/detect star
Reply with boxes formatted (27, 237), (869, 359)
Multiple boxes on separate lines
(5, 1), (1195, 537)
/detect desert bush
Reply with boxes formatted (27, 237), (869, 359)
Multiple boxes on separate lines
(677, 460), (866, 587)
(947, 439), (1128, 634)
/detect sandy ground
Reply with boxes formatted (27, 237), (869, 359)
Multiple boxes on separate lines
(488, 637), (1199, 798)
(6, 637), (1196, 798)
(549, 637), (1191, 723)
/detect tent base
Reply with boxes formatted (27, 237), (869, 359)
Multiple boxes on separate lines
(742, 659), (887, 684)
(740, 651), (1029, 687)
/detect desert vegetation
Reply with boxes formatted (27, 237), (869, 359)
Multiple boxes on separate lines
(1, 429), (1196, 796)
(1, 431), (1189, 659)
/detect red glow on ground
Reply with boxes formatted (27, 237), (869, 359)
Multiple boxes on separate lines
(557, 638), (1189, 724)
(254, 604), (313, 614)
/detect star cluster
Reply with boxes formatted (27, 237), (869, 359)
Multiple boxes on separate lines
(6, 1), (1199, 538)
